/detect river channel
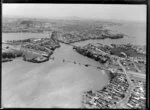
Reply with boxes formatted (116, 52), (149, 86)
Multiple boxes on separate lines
(2, 40), (110, 108)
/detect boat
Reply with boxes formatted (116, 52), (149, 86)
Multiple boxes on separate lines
(85, 64), (89, 67)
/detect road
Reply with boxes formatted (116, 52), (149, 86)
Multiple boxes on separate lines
(68, 43), (145, 108)
(113, 59), (135, 108)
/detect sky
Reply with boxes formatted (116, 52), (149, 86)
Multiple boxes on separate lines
(3, 4), (146, 22)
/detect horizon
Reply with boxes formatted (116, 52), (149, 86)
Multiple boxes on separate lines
(2, 14), (146, 23)
(3, 4), (146, 23)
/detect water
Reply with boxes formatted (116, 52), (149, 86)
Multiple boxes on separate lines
(2, 43), (109, 108)
(2, 33), (50, 42)
(73, 22), (146, 47)
(106, 22), (146, 46)
(3, 22), (146, 46)
(2, 22), (146, 108)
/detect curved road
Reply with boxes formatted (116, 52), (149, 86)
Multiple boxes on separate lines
(113, 59), (135, 108)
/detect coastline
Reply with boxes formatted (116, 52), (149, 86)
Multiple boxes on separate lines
(2, 32), (146, 108)
(73, 43), (146, 108)
(2, 43), (109, 108)
(53, 35), (123, 45)
(2, 31), (123, 64)
(2, 36), (60, 63)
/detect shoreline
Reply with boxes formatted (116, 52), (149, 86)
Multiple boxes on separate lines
(2, 43), (110, 108)
(54, 36), (124, 45)
(2, 38), (145, 108)
(2, 32), (123, 64)
(2, 37), (60, 63)
(73, 43), (145, 109)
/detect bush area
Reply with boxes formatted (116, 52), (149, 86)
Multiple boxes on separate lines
(2, 50), (22, 59)
(110, 46), (145, 58)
